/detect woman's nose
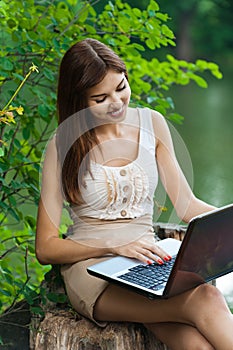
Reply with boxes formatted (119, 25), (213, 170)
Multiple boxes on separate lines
(110, 92), (122, 104)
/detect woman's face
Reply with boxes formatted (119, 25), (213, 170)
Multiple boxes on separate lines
(86, 69), (131, 123)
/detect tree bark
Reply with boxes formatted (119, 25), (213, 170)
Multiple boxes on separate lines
(30, 310), (169, 350)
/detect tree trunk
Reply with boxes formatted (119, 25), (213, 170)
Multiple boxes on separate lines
(176, 6), (197, 61)
(30, 310), (169, 350)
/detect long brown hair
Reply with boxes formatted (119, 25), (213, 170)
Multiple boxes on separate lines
(56, 38), (128, 204)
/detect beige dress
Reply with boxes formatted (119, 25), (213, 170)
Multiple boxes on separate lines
(61, 108), (159, 326)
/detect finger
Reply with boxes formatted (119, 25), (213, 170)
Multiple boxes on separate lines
(140, 248), (165, 265)
(146, 244), (172, 262)
(133, 251), (153, 264)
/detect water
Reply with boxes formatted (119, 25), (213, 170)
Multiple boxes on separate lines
(166, 65), (233, 307)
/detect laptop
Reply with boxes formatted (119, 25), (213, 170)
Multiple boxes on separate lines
(87, 204), (233, 299)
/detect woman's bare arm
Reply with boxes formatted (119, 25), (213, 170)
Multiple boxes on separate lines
(35, 138), (109, 265)
(152, 110), (215, 222)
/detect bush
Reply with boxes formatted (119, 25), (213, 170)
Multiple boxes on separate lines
(0, 0), (222, 317)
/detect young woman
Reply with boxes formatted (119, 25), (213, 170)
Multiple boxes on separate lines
(36, 38), (233, 350)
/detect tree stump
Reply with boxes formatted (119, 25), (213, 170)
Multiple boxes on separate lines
(30, 223), (187, 350)
(30, 311), (169, 350)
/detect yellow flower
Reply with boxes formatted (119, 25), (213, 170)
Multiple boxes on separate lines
(7, 111), (16, 122)
(16, 106), (24, 115)
(0, 111), (16, 124)
(159, 206), (168, 212)
(29, 62), (39, 73)
(154, 199), (167, 213)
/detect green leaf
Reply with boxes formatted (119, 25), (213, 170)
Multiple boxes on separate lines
(88, 5), (96, 17)
(11, 180), (22, 189)
(133, 8), (141, 17)
(36, 39), (47, 48)
(196, 59), (208, 70)
(166, 97), (175, 109)
(188, 73), (208, 88)
(84, 24), (96, 34)
(0, 289), (12, 297)
(132, 43), (145, 51)
(78, 6), (89, 23)
(25, 215), (36, 229)
(52, 37), (61, 51)
(47, 292), (59, 303)
(27, 244), (35, 254)
(9, 196), (17, 207)
(8, 207), (21, 222)
(14, 138), (21, 148)
(166, 54), (176, 63)
(2, 58), (14, 71)
(155, 105), (166, 115)
(0, 148), (4, 157)
(161, 24), (174, 39)
(156, 12), (168, 21)
(168, 113), (184, 124)
(148, 0), (159, 12)
(38, 104), (49, 117)
(43, 68), (54, 82)
(22, 127), (30, 140)
(0, 201), (9, 211)
(12, 72), (24, 81)
(30, 306), (45, 316)
(146, 38), (155, 50)
(115, 0), (124, 9)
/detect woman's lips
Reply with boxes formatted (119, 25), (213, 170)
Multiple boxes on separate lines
(108, 105), (124, 118)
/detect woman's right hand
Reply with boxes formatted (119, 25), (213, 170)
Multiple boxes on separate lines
(110, 237), (172, 265)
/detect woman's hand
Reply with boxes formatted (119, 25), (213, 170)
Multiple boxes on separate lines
(110, 238), (172, 265)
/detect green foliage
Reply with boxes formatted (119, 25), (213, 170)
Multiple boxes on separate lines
(0, 0), (222, 317)
(158, 0), (233, 58)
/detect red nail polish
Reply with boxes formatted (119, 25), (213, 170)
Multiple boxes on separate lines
(158, 259), (163, 265)
(164, 255), (172, 261)
(147, 260), (152, 265)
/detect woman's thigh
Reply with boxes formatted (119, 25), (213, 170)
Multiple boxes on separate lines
(93, 282), (224, 325)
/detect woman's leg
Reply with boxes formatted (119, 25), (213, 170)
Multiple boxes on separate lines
(145, 322), (214, 350)
(94, 283), (233, 350)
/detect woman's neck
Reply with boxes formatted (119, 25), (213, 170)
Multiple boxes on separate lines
(95, 107), (136, 140)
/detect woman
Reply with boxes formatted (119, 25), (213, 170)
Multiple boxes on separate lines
(36, 38), (233, 350)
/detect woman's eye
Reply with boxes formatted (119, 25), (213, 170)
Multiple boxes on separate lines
(94, 85), (126, 104)
(117, 85), (126, 92)
(95, 96), (107, 104)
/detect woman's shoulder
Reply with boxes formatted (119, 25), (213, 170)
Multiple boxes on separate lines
(148, 108), (170, 135)
(149, 108), (166, 124)
(147, 108), (175, 150)
(138, 108), (172, 148)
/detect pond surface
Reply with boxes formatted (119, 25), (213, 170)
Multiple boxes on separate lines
(156, 64), (233, 306)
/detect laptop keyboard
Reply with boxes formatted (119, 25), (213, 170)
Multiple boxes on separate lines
(117, 256), (176, 291)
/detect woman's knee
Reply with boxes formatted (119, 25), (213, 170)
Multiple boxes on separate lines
(189, 283), (229, 328)
(194, 283), (226, 307)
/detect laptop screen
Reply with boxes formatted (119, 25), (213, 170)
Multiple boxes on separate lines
(165, 205), (233, 297)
